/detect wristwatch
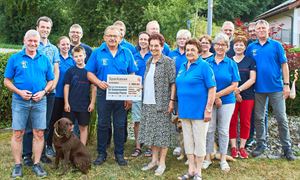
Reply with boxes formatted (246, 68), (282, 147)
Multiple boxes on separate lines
(283, 82), (289, 86)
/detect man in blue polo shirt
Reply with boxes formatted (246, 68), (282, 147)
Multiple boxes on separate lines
(86, 25), (137, 166)
(4, 30), (54, 178)
(246, 20), (295, 161)
(169, 29), (191, 75)
(22, 16), (60, 165)
(146, 20), (170, 56)
(113, 20), (136, 55)
(69, 24), (93, 63)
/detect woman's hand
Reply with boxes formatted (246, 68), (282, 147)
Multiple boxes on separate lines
(236, 93), (243, 102)
(64, 103), (71, 112)
(204, 109), (212, 122)
(214, 97), (222, 108)
(167, 100), (174, 113)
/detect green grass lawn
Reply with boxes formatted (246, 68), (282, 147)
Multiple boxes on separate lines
(0, 131), (299, 180)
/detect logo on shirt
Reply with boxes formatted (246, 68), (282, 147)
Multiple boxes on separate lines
(102, 58), (108, 66)
(177, 69), (183, 77)
(252, 49), (257, 56)
(21, 61), (28, 69)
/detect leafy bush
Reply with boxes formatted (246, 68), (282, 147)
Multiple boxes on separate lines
(0, 52), (12, 128)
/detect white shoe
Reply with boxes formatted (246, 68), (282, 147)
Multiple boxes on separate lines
(154, 165), (166, 176)
(173, 147), (182, 156)
(202, 160), (212, 169)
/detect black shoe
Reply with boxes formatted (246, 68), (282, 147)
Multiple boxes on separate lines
(23, 156), (33, 166)
(284, 149), (296, 161)
(11, 164), (22, 179)
(40, 154), (52, 164)
(252, 146), (266, 157)
(32, 163), (47, 178)
(115, 154), (127, 166)
(93, 154), (106, 166)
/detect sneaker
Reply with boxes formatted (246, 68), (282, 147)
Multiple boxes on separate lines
(11, 164), (22, 179)
(231, 147), (239, 158)
(284, 149), (296, 161)
(46, 145), (56, 158)
(239, 148), (249, 159)
(32, 163), (47, 178)
(173, 147), (182, 156)
(40, 154), (52, 164)
(246, 138), (256, 148)
(93, 154), (106, 166)
(252, 146), (266, 157)
(23, 156), (33, 166)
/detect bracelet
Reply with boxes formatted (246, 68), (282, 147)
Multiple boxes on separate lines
(283, 82), (289, 86)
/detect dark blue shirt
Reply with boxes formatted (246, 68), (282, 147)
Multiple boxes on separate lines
(169, 48), (187, 75)
(55, 54), (75, 98)
(4, 49), (54, 99)
(70, 43), (93, 63)
(207, 56), (240, 104)
(236, 56), (256, 100)
(85, 43), (138, 81)
(176, 58), (216, 119)
(134, 51), (152, 82)
(246, 38), (287, 93)
(64, 66), (91, 112)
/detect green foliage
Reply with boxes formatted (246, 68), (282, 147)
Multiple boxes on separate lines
(0, 53), (12, 128)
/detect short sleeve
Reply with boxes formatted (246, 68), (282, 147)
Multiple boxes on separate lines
(167, 58), (176, 84)
(64, 68), (72, 85)
(249, 57), (256, 71)
(46, 57), (55, 81)
(85, 49), (97, 74)
(4, 55), (16, 79)
(53, 46), (60, 63)
(231, 60), (241, 82)
(202, 62), (216, 88)
(276, 42), (287, 64)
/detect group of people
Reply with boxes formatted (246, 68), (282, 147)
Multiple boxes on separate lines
(3, 15), (296, 179)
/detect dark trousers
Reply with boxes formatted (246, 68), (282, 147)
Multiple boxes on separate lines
(22, 93), (55, 157)
(96, 90), (127, 157)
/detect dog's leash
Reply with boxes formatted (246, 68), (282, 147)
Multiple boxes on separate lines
(54, 127), (64, 139)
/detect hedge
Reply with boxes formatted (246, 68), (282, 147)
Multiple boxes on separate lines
(0, 52), (299, 129)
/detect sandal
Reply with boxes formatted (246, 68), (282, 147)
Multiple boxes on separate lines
(201, 160), (212, 169)
(131, 148), (142, 157)
(144, 148), (152, 157)
(193, 174), (202, 180)
(141, 161), (157, 171)
(178, 173), (194, 180)
(220, 161), (230, 172)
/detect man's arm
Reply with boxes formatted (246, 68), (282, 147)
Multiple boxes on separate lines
(32, 80), (53, 102)
(50, 63), (59, 92)
(87, 72), (108, 90)
(282, 62), (290, 99)
(4, 78), (32, 100)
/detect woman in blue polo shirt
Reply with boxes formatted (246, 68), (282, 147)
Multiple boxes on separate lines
(176, 38), (216, 180)
(131, 31), (152, 157)
(203, 33), (240, 172)
(47, 36), (75, 156)
(199, 35), (213, 60)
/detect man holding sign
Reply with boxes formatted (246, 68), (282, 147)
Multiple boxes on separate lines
(86, 25), (137, 166)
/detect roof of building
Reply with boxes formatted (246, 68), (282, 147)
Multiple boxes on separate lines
(255, 0), (300, 20)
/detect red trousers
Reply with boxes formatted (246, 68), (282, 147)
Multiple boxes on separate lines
(229, 99), (254, 139)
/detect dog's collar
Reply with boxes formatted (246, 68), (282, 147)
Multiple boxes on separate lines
(54, 127), (63, 139)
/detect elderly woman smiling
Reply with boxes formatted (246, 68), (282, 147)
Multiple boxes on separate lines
(203, 33), (240, 172)
(176, 38), (216, 180)
(138, 33), (176, 176)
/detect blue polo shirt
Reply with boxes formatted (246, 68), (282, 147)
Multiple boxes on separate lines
(169, 48), (187, 75)
(134, 51), (152, 82)
(4, 49), (55, 99)
(120, 39), (136, 55)
(207, 56), (240, 104)
(38, 40), (60, 94)
(55, 54), (75, 98)
(85, 43), (138, 81)
(176, 58), (216, 119)
(163, 43), (170, 56)
(246, 38), (287, 93)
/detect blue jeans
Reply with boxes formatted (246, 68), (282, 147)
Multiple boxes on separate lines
(249, 98), (269, 139)
(23, 93), (55, 157)
(254, 92), (292, 150)
(11, 96), (47, 130)
(96, 89), (127, 157)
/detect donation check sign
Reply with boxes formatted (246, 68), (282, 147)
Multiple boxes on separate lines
(106, 75), (142, 101)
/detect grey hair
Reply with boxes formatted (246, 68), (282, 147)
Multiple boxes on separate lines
(24, 29), (40, 41)
(69, 24), (83, 33)
(222, 21), (235, 31)
(213, 32), (230, 47)
(104, 25), (121, 36)
(255, 19), (269, 29)
(176, 29), (191, 39)
(146, 20), (160, 31)
(113, 20), (126, 32)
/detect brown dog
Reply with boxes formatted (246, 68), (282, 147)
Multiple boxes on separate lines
(53, 118), (91, 174)
(172, 114), (185, 160)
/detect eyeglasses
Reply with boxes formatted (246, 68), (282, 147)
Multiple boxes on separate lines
(215, 43), (227, 47)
